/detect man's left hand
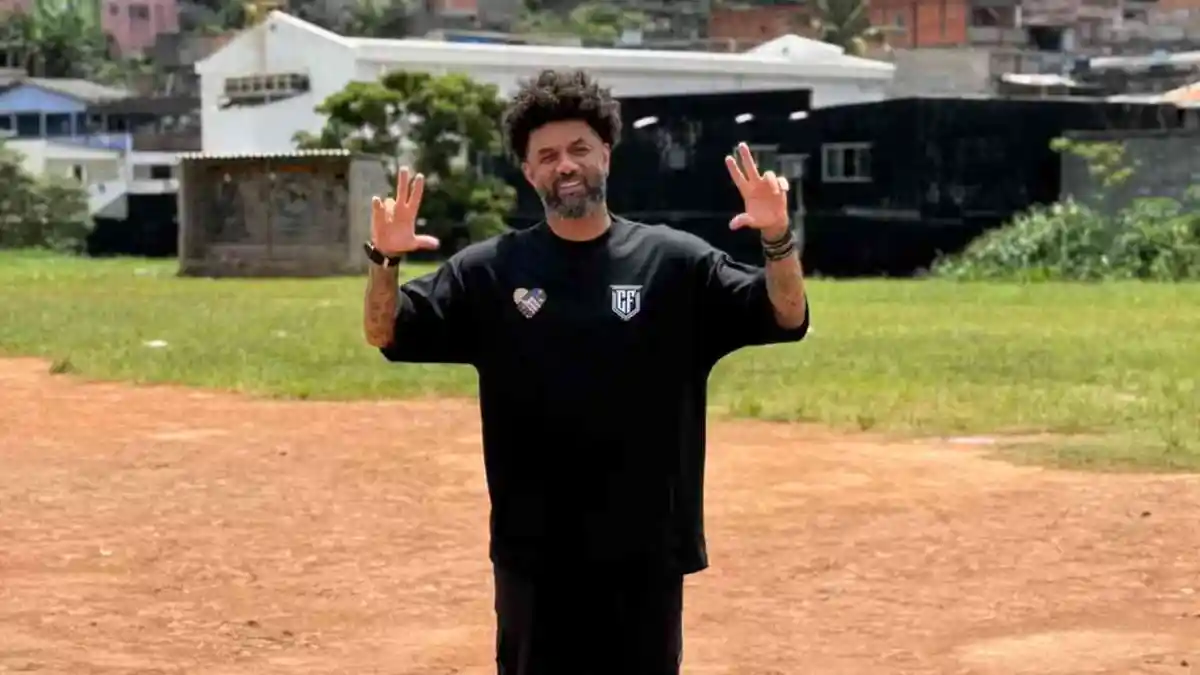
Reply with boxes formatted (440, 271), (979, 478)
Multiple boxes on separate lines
(724, 142), (790, 241)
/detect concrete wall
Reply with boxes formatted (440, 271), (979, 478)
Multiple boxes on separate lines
(178, 155), (369, 277)
(198, 17), (359, 155)
(883, 48), (996, 97)
(4, 139), (123, 182)
(1060, 126), (1200, 214)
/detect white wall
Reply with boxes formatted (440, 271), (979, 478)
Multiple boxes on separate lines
(199, 18), (358, 154)
(5, 140), (123, 183)
(197, 14), (889, 155)
(356, 59), (886, 105)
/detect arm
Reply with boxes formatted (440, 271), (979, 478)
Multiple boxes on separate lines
(763, 236), (809, 330)
(364, 264), (400, 348)
(696, 236), (810, 365)
(721, 142), (809, 331)
(370, 258), (478, 366)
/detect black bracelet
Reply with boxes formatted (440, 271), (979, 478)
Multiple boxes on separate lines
(764, 239), (795, 262)
(762, 230), (794, 254)
(761, 229), (792, 248)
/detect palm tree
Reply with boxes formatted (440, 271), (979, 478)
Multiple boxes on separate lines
(806, 0), (885, 56)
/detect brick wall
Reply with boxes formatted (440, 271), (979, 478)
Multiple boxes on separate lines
(709, 1), (970, 50)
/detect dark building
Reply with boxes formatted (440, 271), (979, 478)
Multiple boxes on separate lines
(778, 96), (1181, 275)
(501, 93), (1180, 276)
(498, 88), (813, 266)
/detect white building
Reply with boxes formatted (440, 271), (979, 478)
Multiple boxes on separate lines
(5, 137), (180, 220)
(195, 12), (895, 155)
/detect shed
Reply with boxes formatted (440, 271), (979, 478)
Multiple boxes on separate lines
(176, 149), (387, 277)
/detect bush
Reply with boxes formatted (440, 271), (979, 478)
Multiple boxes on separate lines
(934, 137), (1200, 282)
(0, 143), (92, 253)
(932, 197), (1200, 281)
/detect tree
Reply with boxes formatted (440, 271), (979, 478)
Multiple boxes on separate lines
(294, 70), (517, 248)
(0, 0), (110, 79)
(515, 2), (647, 45)
(806, 0), (885, 57)
(325, 0), (414, 38)
(0, 142), (92, 252)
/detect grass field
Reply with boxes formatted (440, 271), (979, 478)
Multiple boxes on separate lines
(2, 250), (1198, 470)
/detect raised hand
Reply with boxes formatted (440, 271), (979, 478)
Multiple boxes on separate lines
(724, 142), (790, 239)
(371, 167), (439, 255)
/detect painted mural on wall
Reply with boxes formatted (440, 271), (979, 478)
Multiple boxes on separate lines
(197, 163), (349, 247)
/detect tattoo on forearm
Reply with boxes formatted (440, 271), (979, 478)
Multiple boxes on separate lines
(363, 265), (400, 347)
(764, 250), (808, 329)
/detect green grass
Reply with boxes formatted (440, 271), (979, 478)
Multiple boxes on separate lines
(2, 250), (1199, 471)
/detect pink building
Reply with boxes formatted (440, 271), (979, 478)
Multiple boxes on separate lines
(0, 0), (179, 55)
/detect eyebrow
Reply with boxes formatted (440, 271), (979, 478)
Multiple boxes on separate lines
(536, 137), (590, 157)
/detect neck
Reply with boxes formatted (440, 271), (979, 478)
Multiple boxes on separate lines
(546, 208), (611, 242)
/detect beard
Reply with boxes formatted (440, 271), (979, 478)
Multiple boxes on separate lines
(540, 170), (606, 219)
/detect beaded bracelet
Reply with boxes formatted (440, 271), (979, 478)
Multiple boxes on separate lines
(762, 230), (795, 262)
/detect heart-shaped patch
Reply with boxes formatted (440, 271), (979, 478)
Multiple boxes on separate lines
(512, 287), (546, 318)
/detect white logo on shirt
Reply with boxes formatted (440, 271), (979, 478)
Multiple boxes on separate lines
(610, 285), (642, 321)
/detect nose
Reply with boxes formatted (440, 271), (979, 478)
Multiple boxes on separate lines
(554, 158), (581, 176)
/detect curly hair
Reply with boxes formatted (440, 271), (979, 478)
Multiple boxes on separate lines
(501, 69), (622, 163)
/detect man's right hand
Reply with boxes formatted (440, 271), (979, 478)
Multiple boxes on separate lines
(371, 167), (440, 255)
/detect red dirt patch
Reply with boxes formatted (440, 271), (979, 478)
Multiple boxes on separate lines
(1, 357), (1198, 674)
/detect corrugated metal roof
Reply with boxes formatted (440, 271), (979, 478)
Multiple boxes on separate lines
(23, 78), (131, 103)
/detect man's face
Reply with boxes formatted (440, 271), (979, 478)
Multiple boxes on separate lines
(522, 120), (610, 219)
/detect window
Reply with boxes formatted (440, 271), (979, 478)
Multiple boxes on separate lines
(0, 115), (12, 132)
(223, 73), (311, 101)
(778, 153), (809, 180)
(970, 7), (996, 26)
(149, 164), (173, 180)
(821, 143), (872, 182)
(742, 144), (779, 173)
(15, 114), (41, 138)
(129, 3), (149, 19)
(45, 113), (72, 137)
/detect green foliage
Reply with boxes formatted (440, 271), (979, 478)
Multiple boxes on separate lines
(0, 144), (92, 253)
(933, 199), (1200, 281)
(807, 0), (884, 56)
(295, 70), (516, 246)
(333, 0), (413, 37)
(934, 137), (1200, 282)
(1048, 137), (1135, 190)
(515, 2), (647, 44)
(3, 252), (1199, 470)
(0, 0), (110, 79)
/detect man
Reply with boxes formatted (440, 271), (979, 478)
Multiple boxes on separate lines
(362, 69), (809, 675)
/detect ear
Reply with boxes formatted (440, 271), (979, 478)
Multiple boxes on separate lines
(521, 161), (535, 188)
(600, 143), (612, 173)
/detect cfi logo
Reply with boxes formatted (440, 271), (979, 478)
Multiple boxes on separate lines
(512, 287), (546, 318)
(610, 285), (642, 321)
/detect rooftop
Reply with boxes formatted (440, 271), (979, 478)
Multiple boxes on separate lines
(198, 12), (894, 82)
(0, 76), (130, 103)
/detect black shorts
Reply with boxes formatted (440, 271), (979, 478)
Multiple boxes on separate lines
(493, 565), (684, 675)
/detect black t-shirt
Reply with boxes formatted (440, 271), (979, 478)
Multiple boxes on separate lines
(380, 216), (809, 576)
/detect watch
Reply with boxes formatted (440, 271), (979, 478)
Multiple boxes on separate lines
(364, 241), (403, 268)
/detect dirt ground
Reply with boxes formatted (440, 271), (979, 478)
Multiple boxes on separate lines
(1, 357), (1198, 675)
